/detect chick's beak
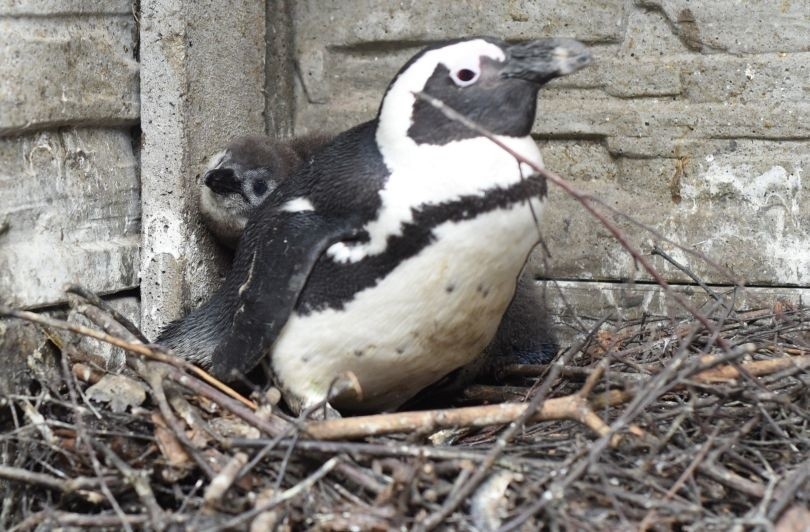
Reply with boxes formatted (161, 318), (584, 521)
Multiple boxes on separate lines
(204, 168), (242, 195)
(501, 38), (592, 84)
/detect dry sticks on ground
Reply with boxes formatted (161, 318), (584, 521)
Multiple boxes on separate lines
(2, 290), (809, 529)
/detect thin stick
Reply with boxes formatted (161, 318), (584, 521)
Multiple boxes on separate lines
(92, 439), (166, 530)
(58, 347), (134, 532)
(0, 465), (103, 493)
(304, 394), (609, 440)
(650, 246), (722, 303)
(0, 306), (256, 410)
(10, 512), (151, 531)
(65, 284), (149, 343)
(203, 457), (341, 532)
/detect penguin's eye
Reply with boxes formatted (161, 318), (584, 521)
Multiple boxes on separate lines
(252, 180), (268, 196)
(451, 67), (480, 87)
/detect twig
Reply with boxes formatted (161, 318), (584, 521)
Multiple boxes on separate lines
(650, 246), (722, 303)
(10, 512), (151, 531)
(92, 439), (166, 530)
(230, 438), (549, 470)
(19, 399), (56, 447)
(304, 381), (618, 441)
(639, 425), (720, 530)
(767, 459), (810, 521)
(697, 461), (765, 498)
(691, 354), (810, 383)
(418, 328), (609, 531)
(142, 364), (216, 479)
(0, 465), (103, 494)
(169, 367), (288, 437)
(58, 346), (134, 532)
(203, 452), (249, 506)
(0, 306), (256, 411)
(204, 457), (341, 532)
(65, 284), (149, 343)
(500, 311), (716, 530)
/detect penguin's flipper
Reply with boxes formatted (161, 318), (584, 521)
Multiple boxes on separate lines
(211, 210), (356, 378)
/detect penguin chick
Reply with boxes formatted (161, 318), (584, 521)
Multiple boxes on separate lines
(160, 37), (591, 415)
(199, 134), (332, 248)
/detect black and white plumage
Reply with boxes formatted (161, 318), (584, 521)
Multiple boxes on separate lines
(196, 133), (558, 368)
(159, 36), (590, 414)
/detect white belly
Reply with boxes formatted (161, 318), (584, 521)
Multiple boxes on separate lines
(270, 198), (543, 413)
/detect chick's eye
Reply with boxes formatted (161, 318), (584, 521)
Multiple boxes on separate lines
(252, 180), (268, 196)
(451, 67), (480, 87)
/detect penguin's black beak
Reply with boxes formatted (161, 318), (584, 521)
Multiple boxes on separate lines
(500, 38), (591, 85)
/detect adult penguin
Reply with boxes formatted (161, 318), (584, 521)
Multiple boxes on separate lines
(159, 37), (591, 414)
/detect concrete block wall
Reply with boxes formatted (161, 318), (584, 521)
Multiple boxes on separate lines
(289, 0), (810, 331)
(0, 1), (140, 308)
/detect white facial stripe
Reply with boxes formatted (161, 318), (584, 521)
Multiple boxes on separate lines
(376, 39), (505, 160)
(281, 197), (314, 213)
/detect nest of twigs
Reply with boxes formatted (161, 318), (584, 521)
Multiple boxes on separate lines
(1, 287), (808, 531)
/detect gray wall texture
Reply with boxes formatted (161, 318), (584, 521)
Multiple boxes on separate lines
(0, 1), (139, 308)
(1, 1), (808, 343)
(0, 1), (141, 390)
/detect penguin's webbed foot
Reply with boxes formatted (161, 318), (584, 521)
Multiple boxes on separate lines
(297, 400), (343, 420)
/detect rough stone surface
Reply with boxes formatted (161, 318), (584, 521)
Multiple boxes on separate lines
(637, 0), (810, 54)
(0, 11), (139, 135)
(0, 128), (140, 307)
(139, 0), (266, 339)
(265, 0), (297, 138)
(0, 318), (52, 399)
(0, 1), (131, 15)
(291, 1), (810, 293)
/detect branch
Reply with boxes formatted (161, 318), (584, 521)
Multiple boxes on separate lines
(0, 465), (104, 494)
(304, 373), (617, 441)
(0, 306), (256, 411)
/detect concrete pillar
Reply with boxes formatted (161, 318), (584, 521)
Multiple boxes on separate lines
(139, 0), (266, 339)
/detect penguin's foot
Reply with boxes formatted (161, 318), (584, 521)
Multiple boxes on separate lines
(283, 371), (363, 420)
(300, 401), (343, 421)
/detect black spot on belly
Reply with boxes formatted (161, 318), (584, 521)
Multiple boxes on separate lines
(354, 349), (364, 357)
(396, 347), (405, 355)
(445, 283), (455, 293)
(477, 283), (490, 297)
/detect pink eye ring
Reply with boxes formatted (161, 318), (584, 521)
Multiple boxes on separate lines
(451, 67), (480, 87)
